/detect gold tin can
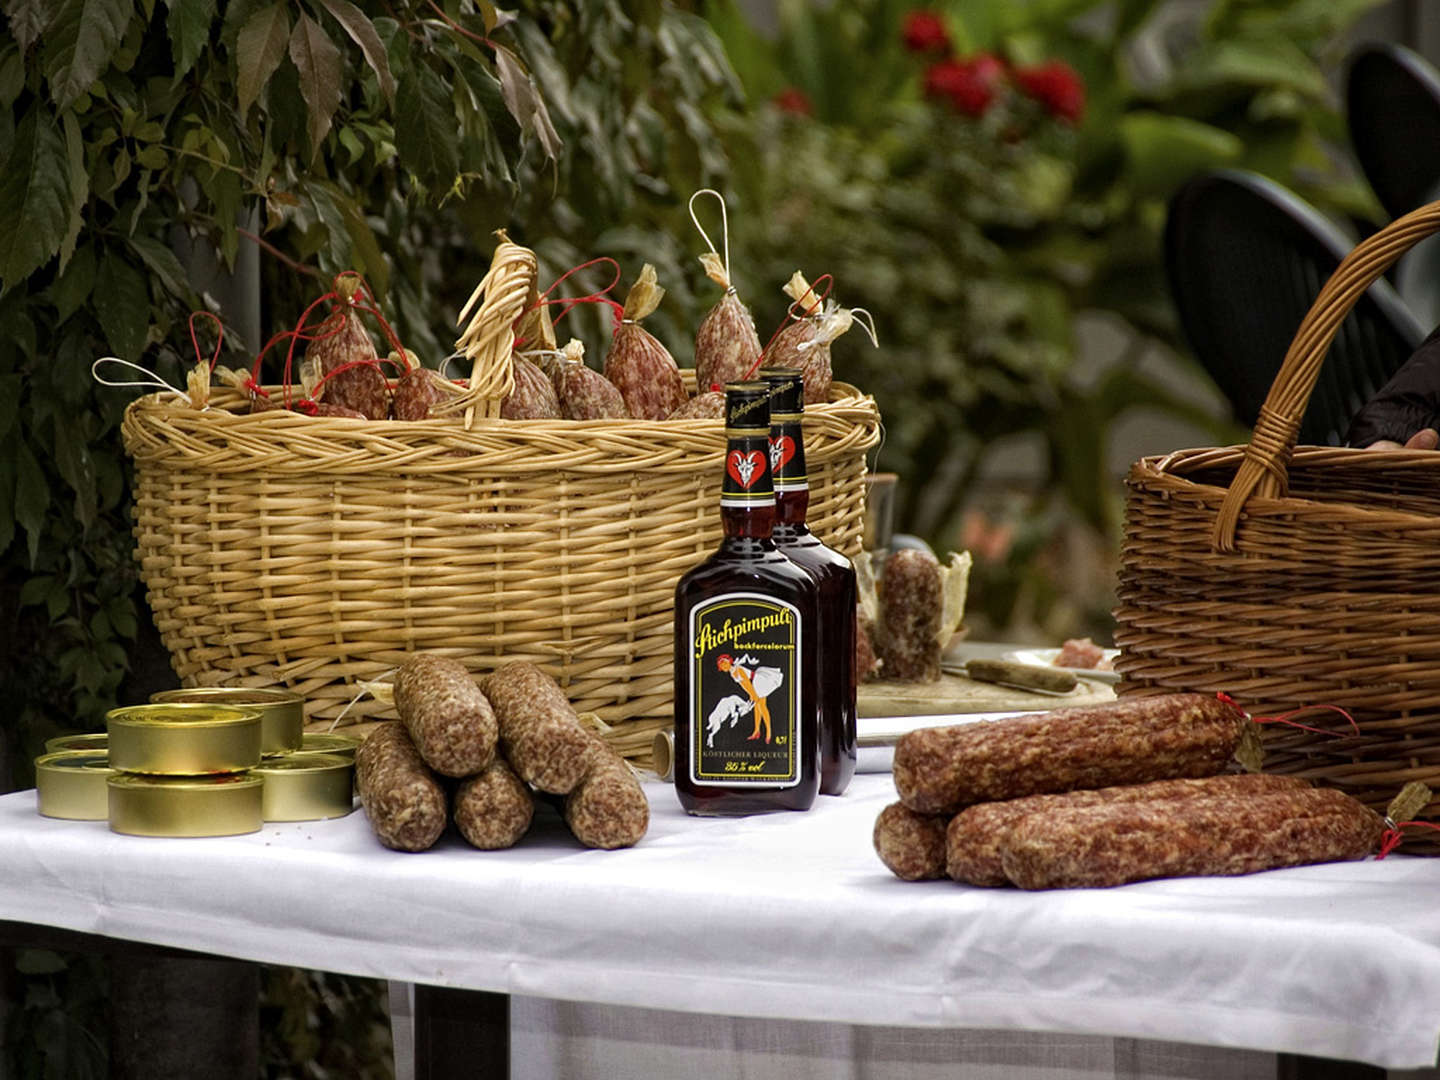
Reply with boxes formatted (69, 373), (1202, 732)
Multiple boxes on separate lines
(44, 732), (108, 754)
(35, 751), (114, 820)
(287, 732), (360, 761)
(107, 703), (261, 775)
(107, 773), (264, 837)
(151, 686), (304, 755)
(254, 754), (354, 821)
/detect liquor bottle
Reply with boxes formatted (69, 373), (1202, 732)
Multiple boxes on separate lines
(762, 369), (858, 795)
(673, 382), (821, 814)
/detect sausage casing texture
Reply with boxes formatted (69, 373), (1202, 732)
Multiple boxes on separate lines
(392, 654), (498, 778)
(563, 734), (649, 849)
(1000, 786), (1385, 890)
(454, 757), (534, 850)
(947, 772), (1312, 886)
(873, 801), (950, 881)
(481, 661), (594, 794)
(875, 549), (942, 682)
(893, 692), (1245, 816)
(355, 723), (448, 852)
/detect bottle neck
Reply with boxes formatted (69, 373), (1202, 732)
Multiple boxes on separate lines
(719, 431), (775, 540)
(773, 488), (810, 528)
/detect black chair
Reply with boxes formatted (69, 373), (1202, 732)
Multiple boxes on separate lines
(1346, 42), (1440, 329)
(1164, 169), (1424, 446)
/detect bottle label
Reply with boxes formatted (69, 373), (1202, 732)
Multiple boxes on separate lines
(721, 434), (774, 508)
(687, 592), (802, 787)
(769, 417), (807, 492)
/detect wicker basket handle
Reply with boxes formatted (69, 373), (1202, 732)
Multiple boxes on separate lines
(452, 232), (538, 428)
(1212, 201), (1440, 552)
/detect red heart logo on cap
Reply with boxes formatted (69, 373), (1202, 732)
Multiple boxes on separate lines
(769, 436), (795, 473)
(726, 450), (765, 489)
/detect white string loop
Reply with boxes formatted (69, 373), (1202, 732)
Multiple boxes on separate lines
(91, 357), (194, 405)
(688, 188), (731, 282)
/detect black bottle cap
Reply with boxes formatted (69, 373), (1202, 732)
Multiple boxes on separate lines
(724, 382), (772, 432)
(762, 369), (805, 418)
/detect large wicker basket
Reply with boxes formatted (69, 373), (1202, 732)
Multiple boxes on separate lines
(1114, 201), (1440, 844)
(120, 241), (881, 762)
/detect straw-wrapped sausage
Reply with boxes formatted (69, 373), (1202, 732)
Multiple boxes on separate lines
(893, 693), (1245, 816)
(355, 724), (447, 852)
(563, 734), (649, 849)
(481, 662), (593, 795)
(392, 654), (498, 778)
(947, 773), (1312, 886)
(1000, 786), (1384, 890)
(454, 758), (534, 850)
(873, 801), (950, 881)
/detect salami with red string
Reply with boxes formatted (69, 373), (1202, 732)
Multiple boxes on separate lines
(999, 785), (1384, 890)
(892, 692), (1246, 816)
(307, 273), (390, 420)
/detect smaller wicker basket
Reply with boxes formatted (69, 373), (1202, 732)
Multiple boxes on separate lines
(1114, 201), (1440, 848)
(121, 238), (881, 764)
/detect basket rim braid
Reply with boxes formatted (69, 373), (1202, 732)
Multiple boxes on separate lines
(1114, 199), (1440, 848)
(120, 237), (881, 766)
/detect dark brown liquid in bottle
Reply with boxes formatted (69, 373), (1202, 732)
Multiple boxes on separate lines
(772, 490), (857, 796)
(673, 387), (820, 815)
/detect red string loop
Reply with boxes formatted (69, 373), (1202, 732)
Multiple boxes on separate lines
(515, 258), (625, 348)
(1378, 821), (1440, 859)
(1213, 693), (1361, 738)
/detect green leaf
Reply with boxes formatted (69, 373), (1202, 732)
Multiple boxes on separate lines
(128, 234), (191, 299)
(0, 447), (13, 554)
(57, 110), (89, 272)
(234, 2), (289, 117)
(288, 11), (342, 159)
(0, 46), (25, 107)
(165, 0), (215, 81)
(43, 0), (134, 110)
(0, 374), (18, 442)
(0, 108), (73, 288)
(2, 0), (53, 51)
(394, 61), (460, 191)
(314, 180), (387, 296)
(18, 574), (50, 607)
(93, 251), (150, 359)
(492, 42), (562, 161)
(50, 243), (96, 321)
(14, 949), (67, 976)
(14, 439), (49, 566)
(1119, 112), (1242, 196)
(314, 0), (394, 106)
(54, 424), (97, 531)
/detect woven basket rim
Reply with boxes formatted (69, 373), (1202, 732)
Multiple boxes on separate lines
(1129, 446), (1440, 537)
(120, 378), (882, 475)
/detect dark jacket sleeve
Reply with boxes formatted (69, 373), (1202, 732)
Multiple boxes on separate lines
(1346, 324), (1440, 446)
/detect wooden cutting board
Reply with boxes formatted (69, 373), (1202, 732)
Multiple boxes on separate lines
(859, 670), (1115, 717)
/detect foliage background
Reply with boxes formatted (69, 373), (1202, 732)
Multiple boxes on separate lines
(0, 0), (1393, 1075)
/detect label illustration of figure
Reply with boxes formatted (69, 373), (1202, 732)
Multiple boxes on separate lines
(716, 653), (783, 743)
(705, 694), (754, 748)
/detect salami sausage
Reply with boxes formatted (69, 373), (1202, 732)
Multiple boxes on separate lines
(1000, 786), (1384, 890)
(563, 734), (650, 849)
(876, 549), (943, 682)
(355, 723), (447, 852)
(481, 662), (594, 795)
(893, 693), (1245, 816)
(873, 801), (950, 881)
(454, 757), (534, 850)
(947, 773), (1312, 886)
(392, 654), (498, 778)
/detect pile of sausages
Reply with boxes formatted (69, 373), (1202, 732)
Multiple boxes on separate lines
(873, 693), (1385, 889)
(354, 656), (649, 852)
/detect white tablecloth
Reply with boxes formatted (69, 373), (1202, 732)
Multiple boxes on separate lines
(2, 771), (1439, 1069)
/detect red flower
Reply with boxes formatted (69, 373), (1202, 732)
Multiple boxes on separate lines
(923, 54), (1006, 117)
(773, 87), (814, 116)
(902, 10), (951, 55)
(1013, 60), (1085, 124)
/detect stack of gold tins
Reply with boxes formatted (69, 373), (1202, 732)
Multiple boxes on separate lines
(33, 687), (357, 835)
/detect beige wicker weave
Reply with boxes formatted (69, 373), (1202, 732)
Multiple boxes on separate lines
(1115, 201), (1440, 847)
(121, 242), (880, 764)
